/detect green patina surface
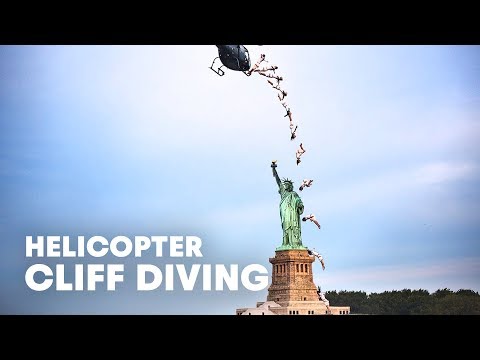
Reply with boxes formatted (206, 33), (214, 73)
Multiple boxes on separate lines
(271, 162), (306, 251)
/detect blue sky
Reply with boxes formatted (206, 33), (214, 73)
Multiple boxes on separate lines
(0, 45), (479, 314)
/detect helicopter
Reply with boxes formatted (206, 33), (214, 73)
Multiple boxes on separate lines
(209, 45), (251, 76)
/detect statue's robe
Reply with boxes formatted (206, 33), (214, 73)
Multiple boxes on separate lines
(279, 184), (304, 247)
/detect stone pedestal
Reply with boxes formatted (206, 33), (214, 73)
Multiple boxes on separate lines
(236, 248), (349, 315)
(265, 249), (328, 315)
(267, 249), (318, 303)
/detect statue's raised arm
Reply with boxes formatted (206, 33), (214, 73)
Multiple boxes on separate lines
(271, 160), (281, 188)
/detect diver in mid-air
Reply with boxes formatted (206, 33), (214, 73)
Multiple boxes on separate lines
(299, 179), (313, 191)
(253, 65), (278, 74)
(246, 53), (266, 76)
(267, 79), (281, 90)
(258, 72), (283, 85)
(277, 89), (288, 101)
(296, 142), (306, 165)
(307, 248), (326, 270)
(281, 100), (289, 111)
(317, 287), (331, 314)
(302, 213), (321, 229)
(290, 125), (298, 141)
(284, 107), (293, 121)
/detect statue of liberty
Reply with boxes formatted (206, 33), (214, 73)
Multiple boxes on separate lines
(271, 161), (306, 250)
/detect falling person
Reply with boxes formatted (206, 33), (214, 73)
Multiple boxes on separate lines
(317, 287), (331, 314)
(296, 143), (306, 165)
(267, 79), (282, 90)
(246, 54), (266, 76)
(299, 179), (313, 191)
(277, 89), (288, 101)
(307, 248), (325, 270)
(290, 125), (298, 141)
(302, 213), (321, 229)
(258, 72), (283, 86)
(254, 65), (278, 74)
(284, 108), (293, 124)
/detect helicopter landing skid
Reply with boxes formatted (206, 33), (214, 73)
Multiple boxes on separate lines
(209, 57), (225, 76)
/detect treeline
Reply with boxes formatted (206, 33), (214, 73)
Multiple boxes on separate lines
(325, 288), (480, 314)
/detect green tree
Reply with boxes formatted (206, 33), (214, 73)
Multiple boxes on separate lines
(325, 288), (480, 314)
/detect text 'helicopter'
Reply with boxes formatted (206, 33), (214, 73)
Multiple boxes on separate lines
(209, 45), (251, 76)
